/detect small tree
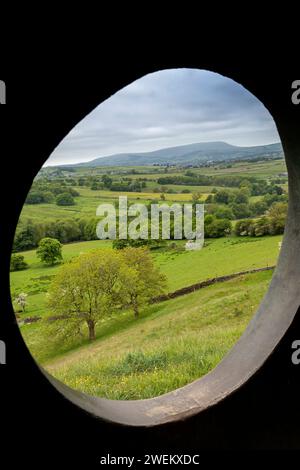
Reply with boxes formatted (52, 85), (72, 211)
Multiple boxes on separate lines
(120, 247), (167, 318)
(192, 192), (201, 204)
(205, 194), (214, 203)
(36, 237), (63, 265)
(15, 293), (28, 312)
(267, 202), (287, 235)
(101, 174), (113, 188)
(10, 254), (28, 271)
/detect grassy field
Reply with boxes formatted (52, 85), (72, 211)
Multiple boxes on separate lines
(19, 158), (287, 224)
(58, 158), (287, 179)
(154, 235), (280, 290)
(10, 235), (281, 317)
(40, 269), (273, 399)
(18, 187), (211, 223)
(184, 159), (287, 178)
(11, 157), (287, 399)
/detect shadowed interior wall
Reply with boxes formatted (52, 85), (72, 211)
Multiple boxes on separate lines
(2, 57), (300, 455)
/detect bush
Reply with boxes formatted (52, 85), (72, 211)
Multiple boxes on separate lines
(205, 216), (232, 238)
(112, 239), (129, 250)
(68, 188), (80, 197)
(90, 182), (101, 190)
(235, 219), (255, 236)
(235, 212), (286, 238)
(13, 222), (42, 251)
(25, 191), (45, 204)
(56, 192), (75, 206)
(267, 202), (287, 235)
(10, 254), (28, 271)
(252, 217), (270, 236)
(268, 217), (285, 235)
(26, 190), (55, 204)
(42, 191), (55, 203)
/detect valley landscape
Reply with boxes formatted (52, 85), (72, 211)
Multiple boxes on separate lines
(10, 142), (288, 399)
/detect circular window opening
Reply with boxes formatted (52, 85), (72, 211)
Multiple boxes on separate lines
(10, 69), (296, 426)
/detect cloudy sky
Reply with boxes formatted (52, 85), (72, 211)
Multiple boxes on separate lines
(46, 69), (280, 166)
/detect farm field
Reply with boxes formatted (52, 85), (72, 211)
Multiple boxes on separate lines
(185, 159), (287, 178)
(58, 158), (287, 179)
(18, 187), (210, 224)
(10, 235), (282, 318)
(11, 152), (288, 400)
(18, 157), (287, 227)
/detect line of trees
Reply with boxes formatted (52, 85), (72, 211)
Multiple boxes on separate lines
(235, 202), (287, 237)
(205, 188), (287, 220)
(15, 200), (234, 253)
(25, 185), (79, 205)
(13, 199), (287, 253)
(157, 174), (261, 188)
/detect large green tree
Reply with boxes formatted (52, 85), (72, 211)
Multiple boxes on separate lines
(47, 249), (128, 340)
(36, 237), (63, 265)
(47, 248), (167, 341)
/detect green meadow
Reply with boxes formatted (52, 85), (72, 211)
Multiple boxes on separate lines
(40, 270), (273, 399)
(10, 235), (281, 317)
(10, 155), (287, 399)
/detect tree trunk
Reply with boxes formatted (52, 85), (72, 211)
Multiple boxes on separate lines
(87, 319), (96, 341)
(133, 304), (139, 318)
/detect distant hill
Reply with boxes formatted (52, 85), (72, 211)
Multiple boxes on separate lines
(62, 141), (283, 167)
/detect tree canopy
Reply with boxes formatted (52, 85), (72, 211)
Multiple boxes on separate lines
(47, 248), (166, 341)
(36, 237), (63, 265)
(10, 254), (28, 271)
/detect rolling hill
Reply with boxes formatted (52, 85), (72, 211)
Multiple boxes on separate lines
(64, 141), (282, 167)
